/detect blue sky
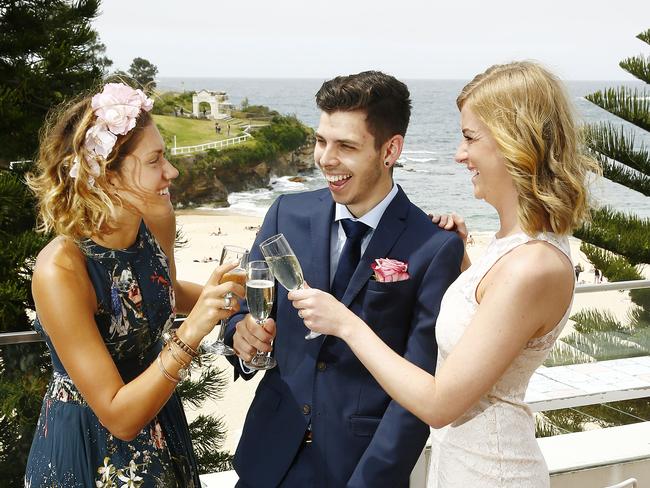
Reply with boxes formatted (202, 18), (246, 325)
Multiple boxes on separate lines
(94, 0), (650, 80)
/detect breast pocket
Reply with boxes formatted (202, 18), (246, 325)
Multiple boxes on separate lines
(365, 279), (411, 294)
(362, 280), (414, 334)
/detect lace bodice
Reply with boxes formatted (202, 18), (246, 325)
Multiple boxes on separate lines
(428, 232), (573, 488)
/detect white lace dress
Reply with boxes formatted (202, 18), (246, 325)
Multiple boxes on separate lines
(427, 232), (573, 488)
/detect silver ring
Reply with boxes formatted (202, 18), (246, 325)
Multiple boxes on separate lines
(297, 309), (304, 319)
(223, 296), (232, 310)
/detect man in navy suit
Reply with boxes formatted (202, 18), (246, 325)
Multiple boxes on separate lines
(227, 71), (463, 487)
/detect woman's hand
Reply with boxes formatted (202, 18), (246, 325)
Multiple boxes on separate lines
(430, 213), (472, 271)
(182, 262), (246, 342)
(429, 213), (468, 245)
(288, 284), (359, 338)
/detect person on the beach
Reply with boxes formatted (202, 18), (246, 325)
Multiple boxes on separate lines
(24, 82), (244, 487)
(574, 263), (583, 281)
(594, 267), (602, 284)
(290, 61), (599, 487)
(226, 71), (463, 487)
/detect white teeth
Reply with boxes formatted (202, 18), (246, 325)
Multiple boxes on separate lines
(325, 174), (351, 182)
(158, 188), (169, 195)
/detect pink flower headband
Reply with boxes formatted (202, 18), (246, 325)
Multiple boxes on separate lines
(70, 83), (154, 186)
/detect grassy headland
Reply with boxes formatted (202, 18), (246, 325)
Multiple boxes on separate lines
(150, 92), (314, 207)
(170, 115), (314, 207)
(151, 91), (274, 148)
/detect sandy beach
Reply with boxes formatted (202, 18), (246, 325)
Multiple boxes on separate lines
(175, 209), (647, 453)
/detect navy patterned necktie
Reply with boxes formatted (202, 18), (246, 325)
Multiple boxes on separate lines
(331, 219), (370, 300)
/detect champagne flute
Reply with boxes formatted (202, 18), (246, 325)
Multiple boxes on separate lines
(202, 245), (249, 355)
(260, 233), (321, 340)
(243, 261), (277, 370)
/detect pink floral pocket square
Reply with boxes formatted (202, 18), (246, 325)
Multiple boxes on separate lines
(371, 258), (410, 282)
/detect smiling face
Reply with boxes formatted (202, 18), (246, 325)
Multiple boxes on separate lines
(455, 105), (516, 209)
(314, 110), (397, 217)
(113, 123), (179, 219)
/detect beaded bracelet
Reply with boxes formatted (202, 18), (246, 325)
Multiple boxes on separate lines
(170, 330), (199, 358)
(167, 341), (191, 369)
(156, 352), (180, 384)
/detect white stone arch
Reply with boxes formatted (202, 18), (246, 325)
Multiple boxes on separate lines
(192, 90), (230, 119)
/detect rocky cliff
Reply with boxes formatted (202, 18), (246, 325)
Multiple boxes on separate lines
(173, 135), (315, 208)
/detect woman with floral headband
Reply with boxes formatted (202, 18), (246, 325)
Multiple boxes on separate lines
(289, 61), (599, 486)
(24, 83), (244, 487)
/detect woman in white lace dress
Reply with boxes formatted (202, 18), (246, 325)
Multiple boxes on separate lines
(289, 61), (599, 487)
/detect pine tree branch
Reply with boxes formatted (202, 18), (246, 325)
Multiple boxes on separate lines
(188, 414), (233, 473)
(570, 309), (626, 334)
(188, 415), (228, 453)
(586, 87), (650, 131)
(584, 122), (650, 174)
(619, 55), (650, 84)
(637, 28), (650, 46)
(176, 359), (229, 409)
(174, 226), (189, 250)
(575, 208), (650, 265)
(590, 150), (650, 197)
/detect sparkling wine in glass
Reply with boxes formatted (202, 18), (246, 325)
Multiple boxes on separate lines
(202, 245), (249, 355)
(260, 234), (321, 340)
(244, 261), (277, 370)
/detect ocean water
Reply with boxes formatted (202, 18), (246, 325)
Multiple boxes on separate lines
(158, 78), (650, 231)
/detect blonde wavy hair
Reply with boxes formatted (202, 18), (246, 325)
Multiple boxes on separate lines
(27, 89), (152, 240)
(456, 61), (600, 236)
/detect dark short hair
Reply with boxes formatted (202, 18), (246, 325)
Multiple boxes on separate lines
(315, 71), (411, 148)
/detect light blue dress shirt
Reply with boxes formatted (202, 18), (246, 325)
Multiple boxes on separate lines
(329, 183), (399, 284)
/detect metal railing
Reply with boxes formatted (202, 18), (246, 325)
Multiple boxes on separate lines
(0, 318), (186, 346)
(574, 279), (650, 294)
(0, 330), (43, 345)
(170, 133), (252, 156)
(2, 280), (648, 346)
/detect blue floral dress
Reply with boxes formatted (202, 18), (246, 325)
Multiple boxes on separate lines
(25, 222), (200, 488)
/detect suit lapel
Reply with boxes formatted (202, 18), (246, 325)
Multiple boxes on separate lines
(302, 192), (334, 351)
(341, 187), (410, 306)
(307, 191), (334, 293)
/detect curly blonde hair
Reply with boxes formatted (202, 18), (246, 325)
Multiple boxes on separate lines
(27, 89), (152, 240)
(456, 61), (600, 236)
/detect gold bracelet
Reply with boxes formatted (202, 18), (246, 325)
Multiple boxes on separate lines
(156, 352), (180, 384)
(167, 341), (191, 368)
(171, 330), (199, 358)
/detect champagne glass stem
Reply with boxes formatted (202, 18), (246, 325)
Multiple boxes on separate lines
(245, 321), (277, 370)
(251, 320), (272, 363)
(299, 283), (323, 340)
(216, 318), (229, 343)
(204, 318), (234, 356)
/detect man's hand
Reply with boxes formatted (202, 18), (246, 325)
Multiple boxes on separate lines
(233, 315), (276, 363)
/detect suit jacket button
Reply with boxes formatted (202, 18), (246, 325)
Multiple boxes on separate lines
(317, 361), (326, 372)
(302, 404), (311, 415)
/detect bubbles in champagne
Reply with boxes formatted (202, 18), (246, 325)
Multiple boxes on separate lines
(246, 279), (274, 322)
(266, 255), (304, 290)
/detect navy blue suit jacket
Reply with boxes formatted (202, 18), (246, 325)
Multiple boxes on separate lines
(226, 186), (463, 487)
